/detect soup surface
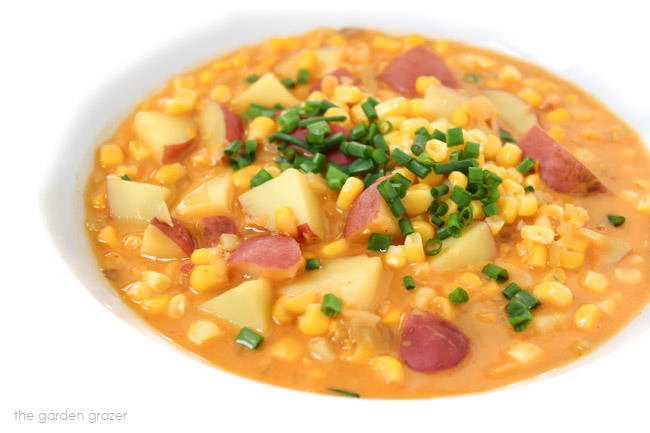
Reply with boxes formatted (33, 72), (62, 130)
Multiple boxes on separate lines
(85, 28), (650, 398)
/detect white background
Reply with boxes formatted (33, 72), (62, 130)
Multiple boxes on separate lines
(2, 1), (649, 432)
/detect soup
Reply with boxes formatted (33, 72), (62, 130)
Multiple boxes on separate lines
(85, 27), (650, 398)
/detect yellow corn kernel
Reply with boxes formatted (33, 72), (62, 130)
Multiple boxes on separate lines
(188, 320), (222, 344)
(399, 118), (429, 135)
(271, 337), (303, 361)
(403, 187), (433, 217)
(321, 238), (348, 258)
(171, 75), (196, 90)
(498, 196), (519, 224)
(114, 165), (139, 179)
(246, 116), (276, 142)
(496, 143), (523, 168)
(168, 294), (186, 319)
(210, 60), (229, 71)
(404, 33), (425, 46)
(154, 163), (186, 185)
(284, 292), (317, 315)
(501, 179), (524, 197)
(369, 355), (405, 385)
(415, 76), (441, 95)
(499, 64), (522, 82)
(272, 296), (293, 325)
(320, 75), (340, 98)
(125, 282), (152, 302)
(326, 34), (346, 46)
(598, 299), (616, 316)
(284, 35), (302, 50)
(545, 126), (565, 144)
(166, 88), (197, 115)
(558, 249), (585, 269)
(298, 304), (331, 337)
(97, 225), (120, 249)
(533, 281), (574, 308)
(384, 245), (407, 269)
(324, 106), (352, 127)
(424, 138), (448, 163)
(523, 175), (540, 191)
(347, 103), (367, 124)
(506, 342), (543, 365)
(141, 270), (171, 293)
(404, 232), (425, 263)
(483, 134), (502, 160)
(544, 268), (567, 284)
(209, 84), (232, 104)
(546, 108), (570, 123)
(391, 167), (416, 184)
(469, 200), (485, 220)
(430, 296), (455, 320)
(126, 140), (150, 161)
(191, 248), (218, 265)
(99, 143), (124, 167)
(231, 165), (260, 191)
(433, 40), (449, 55)
(412, 220), (435, 241)
(196, 70), (215, 85)
(265, 37), (284, 52)
(230, 54), (248, 68)
(382, 309), (402, 326)
(141, 295), (170, 313)
(521, 225), (555, 244)
(190, 262), (228, 292)
(485, 215), (505, 235)
(296, 49), (317, 71)
(332, 84), (364, 105)
(517, 195), (538, 217)
(409, 98), (433, 118)
(275, 206), (298, 238)
(527, 243), (548, 267)
(457, 272), (482, 289)
(637, 193), (650, 215)
(573, 304), (602, 331)
(336, 177), (364, 210)
(92, 193), (107, 209)
(373, 36), (402, 51)
(517, 87), (542, 107)
(451, 107), (470, 127)
(614, 268), (642, 285)
(376, 97), (410, 118)
(581, 271), (608, 292)
(448, 171), (468, 189)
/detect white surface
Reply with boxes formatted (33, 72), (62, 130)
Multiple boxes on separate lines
(2, 1), (649, 432)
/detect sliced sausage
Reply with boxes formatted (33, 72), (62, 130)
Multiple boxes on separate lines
(201, 216), (238, 247)
(379, 46), (459, 96)
(399, 310), (470, 372)
(228, 234), (302, 279)
(150, 217), (196, 256)
(311, 67), (359, 91)
(518, 125), (607, 194)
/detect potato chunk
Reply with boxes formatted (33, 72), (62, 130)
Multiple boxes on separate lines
(106, 174), (171, 229)
(428, 222), (497, 272)
(232, 73), (299, 110)
(174, 169), (233, 219)
(200, 279), (272, 333)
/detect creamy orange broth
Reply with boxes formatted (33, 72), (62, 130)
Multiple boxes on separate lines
(85, 28), (650, 398)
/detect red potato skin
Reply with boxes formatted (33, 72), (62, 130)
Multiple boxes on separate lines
(343, 177), (386, 237)
(379, 46), (459, 96)
(519, 125), (607, 194)
(150, 217), (197, 256)
(219, 104), (243, 142)
(162, 138), (195, 164)
(311, 67), (358, 91)
(201, 216), (238, 247)
(228, 234), (301, 279)
(399, 310), (470, 372)
(297, 223), (318, 242)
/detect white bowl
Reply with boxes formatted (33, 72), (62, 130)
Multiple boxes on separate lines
(41, 10), (650, 429)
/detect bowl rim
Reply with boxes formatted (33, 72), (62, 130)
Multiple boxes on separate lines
(40, 9), (650, 403)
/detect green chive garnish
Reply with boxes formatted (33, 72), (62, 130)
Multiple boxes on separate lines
(482, 264), (509, 283)
(305, 258), (321, 270)
(377, 180), (406, 217)
(524, 185), (535, 193)
(399, 218), (415, 236)
(448, 287), (469, 304)
(464, 73), (480, 83)
(430, 184), (450, 198)
(245, 74), (260, 83)
(403, 275), (416, 290)
(516, 156), (536, 174)
(499, 128), (516, 143)
(607, 215), (626, 227)
(282, 77), (296, 88)
(327, 388), (360, 398)
(424, 238), (443, 256)
(483, 202), (499, 217)
(296, 69), (310, 84)
(450, 186), (472, 208)
(235, 327), (264, 349)
(120, 174), (131, 181)
(464, 141), (480, 159)
(367, 233), (392, 252)
(250, 168), (273, 187)
(321, 293), (343, 317)
(446, 127), (464, 147)
(325, 164), (349, 190)
(502, 283), (522, 299)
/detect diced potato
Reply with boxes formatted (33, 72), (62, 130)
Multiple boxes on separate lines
(174, 169), (233, 219)
(483, 89), (538, 134)
(106, 174), (171, 229)
(238, 168), (325, 239)
(429, 222), (497, 272)
(506, 342), (543, 365)
(200, 279), (272, 333)
(424, 83), (468, 119)
(232, 73), (299, 109)
(133, 111), (195, 164)
(198, 99), (226, 153)
(274, 46), (343, 77)
(279, 255), (384, 310)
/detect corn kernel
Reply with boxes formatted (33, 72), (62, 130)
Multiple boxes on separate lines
(190, 262), (228, 292)
(516, 194), (538, 217)
(405, 33), (425, 46)
(232, 165), (260, 191)
(546, 125), (565, 142)
(598, 299), (616, 315)
(321, 239), (349, 258)
(376, 97), (410, 118)
(382, 309), (402, 326)
(544, 268), (567, 284)
(126, 140), (150, 161)
(451, 107), (470, 127)
(533, 281), (574, 308)
(188, 320), (222, 344)
(153, 163), (186, 185)
(415, 76), (441, 95)
(580, 270), (608, 293)
(271, 337), (303, 361)
(296, 49), (317, 71)
(384, 245), (407, 269)
(275, 206), (298, 238)
(557, 248), (585, 269)
(403, 187), (433, 217)
(614, 268), (642, 285)
(141, 270), (171, 293)
(272, 296), (293, 325)
(211, 60), (229, 71)
(298, 304), (331, 337)
(230, 54), (248, 68)
(324, 107), (352, 127)
(501, 179), (525, 196)
(411, 220), (435, 241)
(404, 232), (425, 263)
(521, 225), (555, 244)
(141, 295), (170, 313)
(191, 248), (218, 265)
(573, 304), (601, 331)
(498, 196), (519, 224)
(499, 64), (522, 82)
(209, 84), (231, 104)
(496, 143), (523, 168)
(517, 87), (542, 107)
(97, 225), (120, 249)
(546, 108), (570, 123)
(284, 35), (302, 50)
(457, 272), (482, 288)
(166, 88), (197, 115)
(373, 36), (401, 51)
(424, 138), (448, 163)
(247, 116), (276, 141)
(336, 177), (364, 210)
(92, 193), (107, 209)
(369, 356), (405, 385)
(326, 35), (346, 46)
(332, 84), (363, 105)
(284, 292), (317, 315)
(430, 296), (455, 320)
(114, 165), (138, 179)
(99, 143), (124, 167)
(400, 118), (429, 135)
(483, 135), (502, 160)
(409, 98), (433, 118)
(168, 294), (186, 319)
(470, 200), (485, 220)
(125, 281), (152, 301)
(637, 193), (650, 215)
(527, 243), (548, 267)
(171, 75), (196, 90)
(506, 342), (543, 364)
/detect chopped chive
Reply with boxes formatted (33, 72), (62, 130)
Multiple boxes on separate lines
(224, 139), (243, 156)
(424, 238), (443, 256)
(361, 99), (378, 122)
(448, 287), (469, 304)
(305, 258), (321, 270)
(371, 148), (389, 164)
(447, 213), (461, 230)
(277, 108), (301, 132)
(327, 388), (360, 398)
(377, 180), (406, 217)
(350, 123), (369, 141)
(282, 77), (296, 88)
(297, 115), (348, 127)
(245, 74), (260, 83)
(365, 123), (380, 143)
(296, 68), (310, 84)
(373, 134), (389, 153)
(346, 157), (375, 174)
(411, 134), (428, 155)
(391, 173), (412, 197)
(436, 225), (457, 240)
(235, 327), (264, 349)
(403, 275), (416, 290)
(483, 201), (499, 217)
(321, 293), (343, 317)
(508, 311), (532, 332)
(458, 206), (473, 227)
(325, 164), (349, 189)
(516, 156), (536, 174)
(340, 141), (373, 158)
(505, 300), (529, 317)
(399, 218), (415, 236)
(468, 166), (483, 184)
(368, 233), (392, 252)
(431, 129), (446, 142)
(450, 186), (472, 208)
(464, 141), (480, 159)
(464, 73), (480, 83)
(499, 128), (516, 143)
(378, 119), (393, 134)
(363, 171), (384, 188)
(433, 160), (475, 175)
(483, 170), (503, 186)
(250, 168), (273, 187)
(524, 185), (536, 193)
(428, 200), (449, 216)
(482, 264), (509, 283)
(607, 215), (626, 227)
(269, 131), (311, 151)
(446, 127), (464, 147)
(502, 282), (522, 299)
(467, 183), (487, 200)
(430, 215), (445, 227)
(279, 161), (293, 171)
(120, 174), (131, 181)
(449, 150), (464, 162)
(511, 290), (540, 310)
(417, 153), (436, 167)
(430, 184), (450, 198)
(306, 120), (331, 144)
